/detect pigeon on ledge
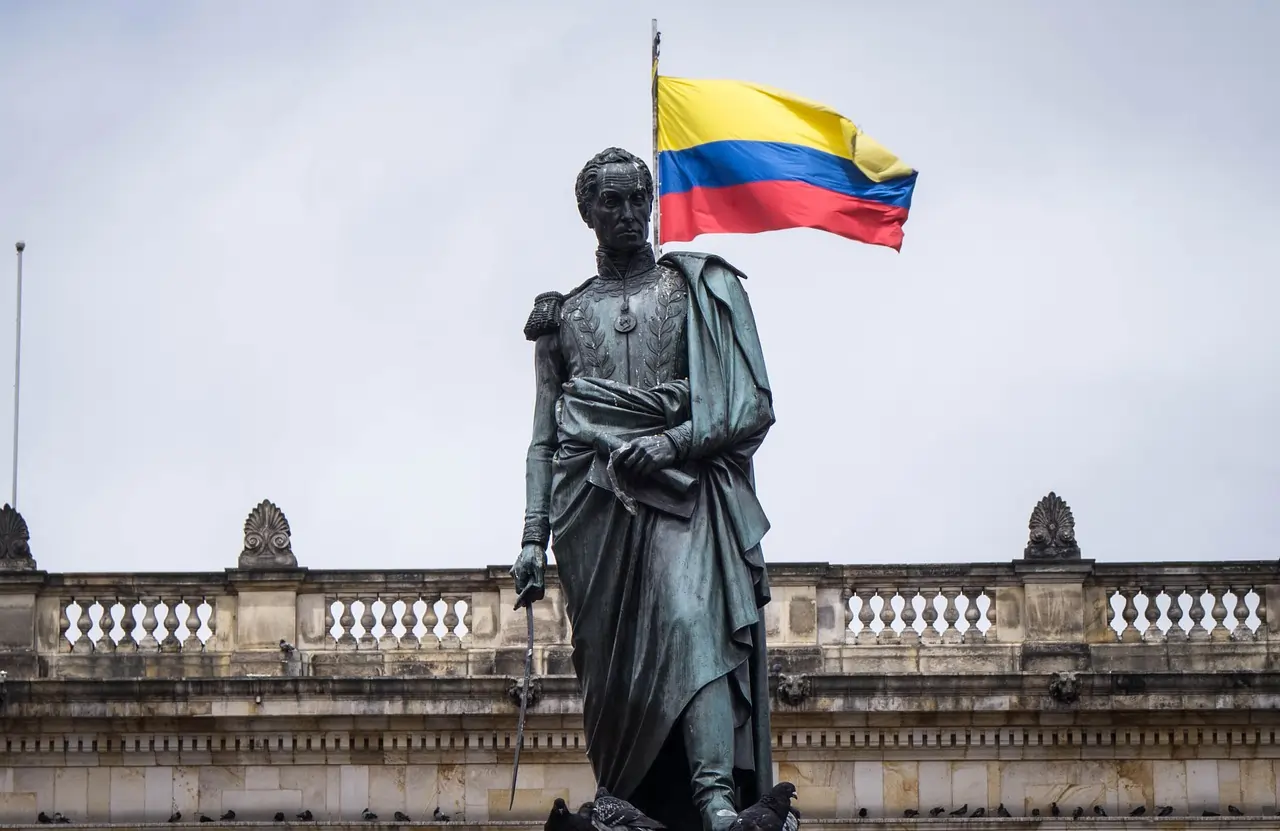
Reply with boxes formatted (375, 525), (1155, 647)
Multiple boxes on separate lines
(545, 798), (595, 831)
(729, 782), (799, 831)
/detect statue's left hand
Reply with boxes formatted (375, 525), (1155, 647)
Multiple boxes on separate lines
(511, 543), (546, 610)
(613, 434), (678, 476)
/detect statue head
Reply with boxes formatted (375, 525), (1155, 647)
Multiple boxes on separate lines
(575, 147), (654, 254)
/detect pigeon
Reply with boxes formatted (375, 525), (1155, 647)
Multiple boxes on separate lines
(1050, 802), (1061, 817)
(434, 807), (452, 822)
(949, 804), (967, 817)
(1228, 805), (1244, 816)
(36, 814), (52, 825)
(1157, 806), (1173, 817)
(280, 639), (296, 654)
(1071, 807), (1084, 819)
(970, 807), (985, 818)
(53, 816), (70, 826)
(902, 809), (918, 818)
(1031, 808), (1040, 817)
(997, 804), (1011, 817)
(856, 808), (867, 818)
(593, 787), (668, 831)
(1093, 805), (1107, 816)
(1202, 810), (1220, 817)
(362, 808), (378, 820)
(928, 807), (945, 817)
(1129, 805), (1145, 816)
(577, 803), (594, 818)
(274, 813), (285, 822)
(547, 798), (596, 831)
(199, 816), (214, 823)
(297, 810), (314, 820)
(221, 810), (237, 820)
(396, 811), (413, 822)
(728, 783), (796, 831)
(783, 805), (801, 831)
(168, 811), (182, 823)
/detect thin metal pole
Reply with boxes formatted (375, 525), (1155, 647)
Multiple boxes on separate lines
(650, 19), (662, 254)
(11, 241), (23, 509)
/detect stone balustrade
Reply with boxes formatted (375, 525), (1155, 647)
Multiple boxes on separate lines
(1, 496), (1279, 827)
(2, 559), (1275, 682)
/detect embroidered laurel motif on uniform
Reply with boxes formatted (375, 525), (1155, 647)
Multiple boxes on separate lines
(642, 269), (686, 388)
(565, 299), (617, 380)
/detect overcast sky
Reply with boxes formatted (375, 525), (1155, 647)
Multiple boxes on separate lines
(0, 1), (1276, 574)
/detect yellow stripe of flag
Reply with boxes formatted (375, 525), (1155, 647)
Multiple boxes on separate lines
(656, 77), (913, 184)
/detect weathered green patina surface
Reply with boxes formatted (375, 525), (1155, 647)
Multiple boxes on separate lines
(513, 148), (775, 831)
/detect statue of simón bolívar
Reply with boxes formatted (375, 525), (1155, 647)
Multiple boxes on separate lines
(511, 147), (776, 831)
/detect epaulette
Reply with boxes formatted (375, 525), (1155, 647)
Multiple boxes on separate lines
(523, 291), (565, 342)
(522, 277), (598, 342)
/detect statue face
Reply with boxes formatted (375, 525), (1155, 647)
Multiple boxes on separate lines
(587, 162), (651, 253)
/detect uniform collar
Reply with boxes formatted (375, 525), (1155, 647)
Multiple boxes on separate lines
(595, 244), (657, 281)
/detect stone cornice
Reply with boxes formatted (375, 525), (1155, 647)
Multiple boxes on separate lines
(1014, 559), (1097, 583)
(0, 569), (45, 593)
(224, 566), (309, 592)
(4, 672), (1280, 722)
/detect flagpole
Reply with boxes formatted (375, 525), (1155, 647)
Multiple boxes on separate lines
(11, 241), (24, 509)
(650, 18), (662, 255)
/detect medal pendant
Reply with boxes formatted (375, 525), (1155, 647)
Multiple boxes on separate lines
(614, 312), (637, 333)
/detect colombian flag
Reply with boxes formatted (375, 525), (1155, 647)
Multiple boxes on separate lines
(656, 77), (917, 251)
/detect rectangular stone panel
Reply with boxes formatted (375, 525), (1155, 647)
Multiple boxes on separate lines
(881, 761), (918, 816)
(1152, 760), (1188, 814)
(52, 768), (87, 818)
(776, 761), (838, 818)
(221, 788), (302, 817)
(107, 767), (145, 822)
(0, 793), (37, 823)
(0, 594), (35, 649)
(338, 764), (370, 820)
(852, 761), (884, 815)
(144, 766), (172, 819)
(1186, 760), (1220, 813)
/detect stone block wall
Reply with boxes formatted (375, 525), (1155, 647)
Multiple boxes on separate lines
(4, 751), (1280, 824)
(3, 496), (1280, 827)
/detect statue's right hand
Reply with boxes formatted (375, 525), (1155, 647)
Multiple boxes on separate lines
(511, 543), (546, 610)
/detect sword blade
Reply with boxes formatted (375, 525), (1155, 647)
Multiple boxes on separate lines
(509, 602), (535, 811)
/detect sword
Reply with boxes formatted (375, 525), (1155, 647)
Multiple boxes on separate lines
(509, 601), (535, 810)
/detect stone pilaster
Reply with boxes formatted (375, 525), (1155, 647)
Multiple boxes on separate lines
(226, 568), (307, 676)
(0, 570), (44, 679)
(1013, 559), (1095, 673)
(228, 498), (305, 675)
(0, 505), (42, 679)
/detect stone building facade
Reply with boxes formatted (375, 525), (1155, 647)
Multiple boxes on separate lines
(1, 496), (1279, 829)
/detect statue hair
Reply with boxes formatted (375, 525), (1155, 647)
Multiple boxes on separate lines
(575, 147), (654, 224)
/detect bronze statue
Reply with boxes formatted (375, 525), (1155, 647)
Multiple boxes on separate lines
(512, 148), (775, 831)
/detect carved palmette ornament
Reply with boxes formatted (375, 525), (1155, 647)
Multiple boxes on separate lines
(0, 503), (35, 571)
(238, 499), (298, 568)
(1024, 492), (1081, 560)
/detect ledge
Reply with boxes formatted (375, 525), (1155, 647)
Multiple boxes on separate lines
(4, 672), (1280, 723)
(1, 817), (1280, 830)
(8, 669), (1280, 697)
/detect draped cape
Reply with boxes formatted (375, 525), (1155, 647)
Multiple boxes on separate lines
(548, 252), (775, 807)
